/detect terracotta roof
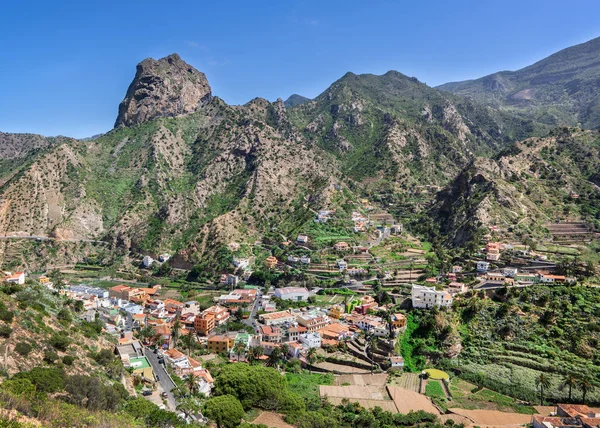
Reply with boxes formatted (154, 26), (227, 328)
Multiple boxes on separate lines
(165, 348), (185, 359)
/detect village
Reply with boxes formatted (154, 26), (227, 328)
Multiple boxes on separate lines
(1, 198), (597, 427)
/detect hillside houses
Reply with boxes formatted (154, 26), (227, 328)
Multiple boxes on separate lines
(4, 271), (25, 285)
(160, 348), (214, 395)
(411, 284), (453, 309)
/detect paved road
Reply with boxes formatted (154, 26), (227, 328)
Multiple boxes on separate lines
(242, 290), (262, 331)
(144, 348), (178, 411)
(0, 234), (107, 244)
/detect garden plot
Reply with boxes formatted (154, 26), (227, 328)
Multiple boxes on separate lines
(388, 373), (421, 393)
(319, 384), (398, 412)
(448, 408), (532, 426)
(253, 412), (294, 428)
(333, 373), (388, 387)
(386, 386), (440, 415)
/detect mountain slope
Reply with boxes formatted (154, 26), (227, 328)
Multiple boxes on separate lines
(423, 128), (600, 246)
(0, 56), (344, 269)
(438, 36), (600, 129)
(288, 70), (544, 190)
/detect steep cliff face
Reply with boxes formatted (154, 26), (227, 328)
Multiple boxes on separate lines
(426, 129), (600, 246)
(114, 54), (212, 128)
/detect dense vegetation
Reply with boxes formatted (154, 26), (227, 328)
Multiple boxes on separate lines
(401, 285), (600, 404)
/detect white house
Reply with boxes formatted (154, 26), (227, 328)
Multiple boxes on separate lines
(142, 256), (154, 268)
(447, 282), (467, 295)
(452, 266), (463, 273)
(390, 356), (405, 368)
(477, 261), (490, 272)
(297, 235), (309, 244)
(233, 258), (250, 269)
(288, 255), (300, 263)
(274, 287), (310, 301)
(5, 272), (25, 285)
(337, 259), (348, 271)
(299, 332), (321, 348)
(502, 267), (518, 277)
(411, 284), (453, 309)
(300, 255), (311, 264)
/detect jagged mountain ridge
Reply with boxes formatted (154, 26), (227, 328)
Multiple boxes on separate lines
(287, 70), (545, 189)
(438, 36), (600, 129)
(0, 49), (583, 266)
(424, 128), (600, 246)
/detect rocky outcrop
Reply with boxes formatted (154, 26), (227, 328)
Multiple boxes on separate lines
(115, 53), (212, 128)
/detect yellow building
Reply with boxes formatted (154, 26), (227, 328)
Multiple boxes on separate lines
(329, 305), (344, 319)
(129, 356), (155, 381)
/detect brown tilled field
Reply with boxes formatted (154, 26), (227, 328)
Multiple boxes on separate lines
(252, 412), (294, 428)
(333, 373), (388, 387)
(319, 385), (388, 400)
(387, 386), (440, 415)
(448, 408), (532, 426)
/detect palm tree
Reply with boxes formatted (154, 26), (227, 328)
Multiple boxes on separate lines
(138, 325), (156, 345)
(171, 318), (181, 349)
(267, 347), (282, 369)
(232, 341), (246, 362)
(578, 379), (595, 404)
(185, 373), (199, 396)
(561, 374), (578, 402)
(247, 346), (264, 364)
(179, 333), (196, 356)
(279, 343), (289, 360)
(535, 373), (551, 405)
(367, 335), (378, 360)
(176, 396), (202, 420)
(306, 348), (318, 373)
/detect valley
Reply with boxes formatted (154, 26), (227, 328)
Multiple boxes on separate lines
(0, 35), (599, 428)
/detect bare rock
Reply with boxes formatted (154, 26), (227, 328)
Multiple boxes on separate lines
(115, 53), (212, 128)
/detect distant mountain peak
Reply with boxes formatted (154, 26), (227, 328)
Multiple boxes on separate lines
(114, 53), (212, 128)
(283, 94), (311, 108)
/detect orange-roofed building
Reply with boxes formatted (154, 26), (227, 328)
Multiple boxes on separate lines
(265, 256), (278, 269)
(163, 298), (185, 313)
(208, 335), (235, 354)
(195, 312), (215, 336)
(391, 313), (406, 329)
(5, 272), (25, 285)
(333, 242), (350, 251)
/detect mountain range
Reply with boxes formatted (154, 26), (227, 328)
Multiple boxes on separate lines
(1, 38), (600, 270)
(438, 36), (600, 129)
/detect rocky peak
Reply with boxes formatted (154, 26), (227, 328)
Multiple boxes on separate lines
(114, 53), (212, 128)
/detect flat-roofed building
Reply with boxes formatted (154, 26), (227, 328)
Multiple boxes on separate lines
(274, 287), (310, 301)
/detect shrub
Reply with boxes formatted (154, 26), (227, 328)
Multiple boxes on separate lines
(43, 349), (59, 364)
(0, 324), (12, 338)
(91, 349), (115, 366)
(14, 342), (32, 356)
(48, 333), (71, 351)
(62, 355), (75, 366)
(13, 367), (65, 393)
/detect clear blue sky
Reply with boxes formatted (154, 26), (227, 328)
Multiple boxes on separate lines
(1, 0), (599, 138)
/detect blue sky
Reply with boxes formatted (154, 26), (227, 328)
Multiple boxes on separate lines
(1, 0), (599, 138)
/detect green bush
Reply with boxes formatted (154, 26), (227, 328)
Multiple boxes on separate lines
(48, 333), (71, 351)
(43, 349), (59, 364)
(0, 325), (12, 338)
(14, 342), (32, 356)
(13, 367), (65, 393)
(62, 355), (75, 366)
